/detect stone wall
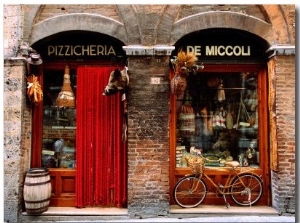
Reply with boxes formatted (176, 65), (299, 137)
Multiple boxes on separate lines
(3, 59), (30, 223)
(3, 5), (23, 58)
(126, 55), (170, 218)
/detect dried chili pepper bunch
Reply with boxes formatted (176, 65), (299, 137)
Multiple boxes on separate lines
(176, 50), (198, 74)
(26, 74), (43, 103)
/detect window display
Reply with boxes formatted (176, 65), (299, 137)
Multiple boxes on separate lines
(41, 67), (76, 169)
(175, 72), (259, 168)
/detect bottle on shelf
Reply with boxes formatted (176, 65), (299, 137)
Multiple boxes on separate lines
(181, 137), (191, 153)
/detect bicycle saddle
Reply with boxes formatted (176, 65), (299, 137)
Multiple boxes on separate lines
(225, 161), (240, 167)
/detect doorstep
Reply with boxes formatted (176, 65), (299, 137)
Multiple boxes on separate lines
(169, 205), (279, 216)
(22, 207), (128, 216)
(22, 205), (278, 216)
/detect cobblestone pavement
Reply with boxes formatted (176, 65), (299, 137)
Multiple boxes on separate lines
(35, 215), (296, 223)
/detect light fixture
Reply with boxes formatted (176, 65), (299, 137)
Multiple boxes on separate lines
(27, 53), (43, 76)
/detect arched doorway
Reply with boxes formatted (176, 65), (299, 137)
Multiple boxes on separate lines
(30, 31), (128, 207)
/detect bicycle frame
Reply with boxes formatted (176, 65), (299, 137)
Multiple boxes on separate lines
(174, 158), (264, 208)
(197, 166), (260, 207)
(202, 166), (261, 195)
(202, 167), (237, 195)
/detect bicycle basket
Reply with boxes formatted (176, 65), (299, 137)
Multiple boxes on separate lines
(187, 155), (205, 175)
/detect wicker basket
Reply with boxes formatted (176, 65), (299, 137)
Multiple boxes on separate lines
(187, 155), (205, 175)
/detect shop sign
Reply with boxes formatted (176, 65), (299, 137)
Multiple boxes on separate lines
(174, 28), (269, 62)
(174, 44), (260, 62)
(32, 31), (126, 61)
(47, 44), (117, 57)
(186, 45), (251, 57)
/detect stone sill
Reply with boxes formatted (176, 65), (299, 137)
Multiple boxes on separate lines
(123, 45), (175, 56)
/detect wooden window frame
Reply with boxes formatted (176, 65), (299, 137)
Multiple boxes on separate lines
(169, 63), (271, 206)
(31, 60), (125, 167)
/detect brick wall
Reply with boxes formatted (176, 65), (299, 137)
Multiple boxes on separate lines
(271, 55), (295, 215)
(42, 128), (75, 139)
(126, 55), (170, 218)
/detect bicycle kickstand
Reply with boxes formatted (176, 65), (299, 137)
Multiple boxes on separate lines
(222, 194), (230, 209)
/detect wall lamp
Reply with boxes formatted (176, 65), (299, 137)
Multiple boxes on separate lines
(27, 52), (43, 76)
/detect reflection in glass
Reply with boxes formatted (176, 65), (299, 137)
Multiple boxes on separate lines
(41, 69), (77, 169)
(175, 72), (259, 168)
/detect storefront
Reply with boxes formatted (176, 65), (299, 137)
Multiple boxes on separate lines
(30, 31), (128, 207)
(169, 28), (270, 205)
(3, 5), (295, 222)
(24, 28), (284, 209)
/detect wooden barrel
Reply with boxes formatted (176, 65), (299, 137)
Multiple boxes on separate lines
(23, 168), (51, 214)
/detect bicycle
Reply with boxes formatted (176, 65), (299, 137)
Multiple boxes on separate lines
(173, 154), (263, 208)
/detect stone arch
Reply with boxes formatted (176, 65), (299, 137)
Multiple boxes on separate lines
(23, 5), (41, 41)
(116, 5), (142, 45)
(29, 13), (128, 45)
(28, 5), (291, 47)
(263, 5), (292, 44)
(156, 5), (181, 45)
(169, 11), (272, 45)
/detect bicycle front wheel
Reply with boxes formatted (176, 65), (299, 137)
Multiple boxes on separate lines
(230, 173), (263, 206)
(173, 175), (207, 208)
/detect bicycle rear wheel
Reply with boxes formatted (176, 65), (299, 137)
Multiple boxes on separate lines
(230, 173), (263, 206)
(173, 175), (207, 208)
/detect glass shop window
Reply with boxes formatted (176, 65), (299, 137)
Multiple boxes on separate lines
(41, 66), (77, 169)
(175, 72), (259, 168)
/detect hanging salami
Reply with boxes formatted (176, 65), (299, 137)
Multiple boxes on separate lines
(178, 102), (195, 137)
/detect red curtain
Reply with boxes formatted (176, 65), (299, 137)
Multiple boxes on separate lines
(75, 66), (127, 208)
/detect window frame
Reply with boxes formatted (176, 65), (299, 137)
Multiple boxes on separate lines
(31, 61), (121, 167)
(169, 63), (271, 205)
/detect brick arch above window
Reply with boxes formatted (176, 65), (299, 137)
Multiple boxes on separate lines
(26, 5), (292, 48)
(170, 11), (272, 45)
(263, 4), (294, 44)
(29, 13), (128, 45)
